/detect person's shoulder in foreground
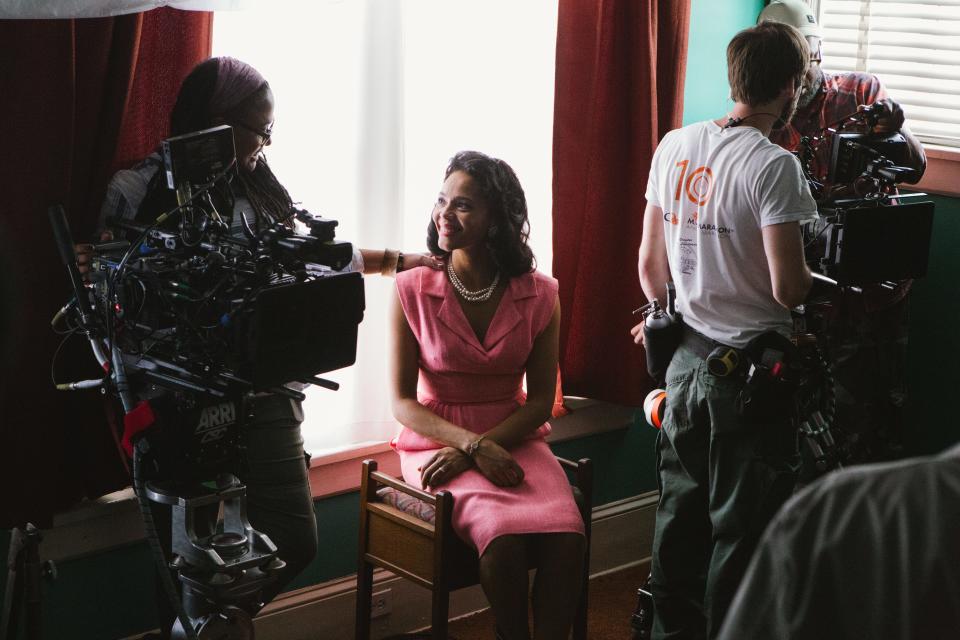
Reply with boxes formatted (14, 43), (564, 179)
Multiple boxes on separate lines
(718, 442), (960, 640)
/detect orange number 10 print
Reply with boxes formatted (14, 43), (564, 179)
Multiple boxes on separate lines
(674, 160), (715, 207)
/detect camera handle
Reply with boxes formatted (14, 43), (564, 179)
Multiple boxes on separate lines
(48, 206), (96, 328)
(810, 271), (861, 294)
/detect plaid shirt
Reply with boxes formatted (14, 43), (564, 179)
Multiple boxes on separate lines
(770, 71), (887, 186)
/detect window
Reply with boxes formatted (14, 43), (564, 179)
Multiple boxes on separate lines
(212, 0), (558, 456)
(817, 0), (960, 149)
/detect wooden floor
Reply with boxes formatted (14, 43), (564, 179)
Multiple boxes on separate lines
(441, 562), (648, 640)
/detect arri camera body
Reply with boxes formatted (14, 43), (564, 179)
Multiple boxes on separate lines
(50, 125), (365, 639)
(796, 102), (934, 288)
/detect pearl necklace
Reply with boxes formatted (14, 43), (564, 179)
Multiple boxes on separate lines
(446, 261), (500, 302)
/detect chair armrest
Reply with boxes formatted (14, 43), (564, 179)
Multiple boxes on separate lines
(361, 459), (452, 527)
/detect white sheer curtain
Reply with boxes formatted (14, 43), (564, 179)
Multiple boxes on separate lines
(213, 0), (558, 456)
(0, 0), (247, 19)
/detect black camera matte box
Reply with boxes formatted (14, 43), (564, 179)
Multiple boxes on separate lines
(826, 200), (934, 285)
(234, 271), (366, 389)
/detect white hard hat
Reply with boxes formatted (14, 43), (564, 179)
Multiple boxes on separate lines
(758, 0), (823, 38)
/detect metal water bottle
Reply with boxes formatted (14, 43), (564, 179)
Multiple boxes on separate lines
(639, 283), (682, 383)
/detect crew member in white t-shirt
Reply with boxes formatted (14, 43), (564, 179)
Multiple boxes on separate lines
(634, 22), (818, 640)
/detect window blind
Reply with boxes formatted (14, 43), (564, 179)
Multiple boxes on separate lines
(818, 0), (960, 149)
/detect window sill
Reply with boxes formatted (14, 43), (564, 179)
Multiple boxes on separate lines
(913, 144), (960, 198)
(40, 398), (637, 561)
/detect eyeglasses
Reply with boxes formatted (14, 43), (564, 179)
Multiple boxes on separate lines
(230, 120), (274, 145)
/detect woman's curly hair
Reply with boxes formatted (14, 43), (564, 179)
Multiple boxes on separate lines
(426, 151), (535, 277)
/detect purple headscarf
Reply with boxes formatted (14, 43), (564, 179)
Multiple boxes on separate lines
(208, 56), (268, 116)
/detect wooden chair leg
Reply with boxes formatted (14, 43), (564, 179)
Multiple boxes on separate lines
(573, 457), (593, 640)
(355, 560), (374, 640)
(355, 459), (377, 640)
(431, 585), (450, 640)
(572, 565), (589, 640)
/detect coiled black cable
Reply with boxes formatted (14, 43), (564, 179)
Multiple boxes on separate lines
(132, 437), (199, 640)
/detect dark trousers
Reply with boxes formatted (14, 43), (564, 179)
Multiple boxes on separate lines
(650, 344), (799, 640)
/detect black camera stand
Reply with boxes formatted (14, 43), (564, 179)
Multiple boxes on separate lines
(130, 421), (285, 640)
(147, 476), (283, 640)
(1, 524), (56, 640)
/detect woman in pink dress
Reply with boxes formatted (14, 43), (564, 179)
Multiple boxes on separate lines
(390, 151), (586, 640)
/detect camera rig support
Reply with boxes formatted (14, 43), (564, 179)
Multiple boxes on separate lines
(794, 102), (934, 466)
(48, 126), (366, 639)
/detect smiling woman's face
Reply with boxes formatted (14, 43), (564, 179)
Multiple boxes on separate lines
(432, 170), (492, 253)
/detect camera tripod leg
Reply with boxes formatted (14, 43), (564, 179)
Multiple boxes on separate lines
(1, 524), (47, 640)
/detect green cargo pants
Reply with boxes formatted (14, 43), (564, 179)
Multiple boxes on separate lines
(650, 342), (799, 640)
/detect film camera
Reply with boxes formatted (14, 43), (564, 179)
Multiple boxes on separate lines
(792, 103), (935, 467)
(796, 102), (934, 287)
(49, 125), (365, 639)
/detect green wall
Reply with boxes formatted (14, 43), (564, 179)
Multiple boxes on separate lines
(904, 193), (960, 455)
(682, 0), (765, 125)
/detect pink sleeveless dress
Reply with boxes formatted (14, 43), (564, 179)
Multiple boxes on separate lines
(392, 267), (585, 556)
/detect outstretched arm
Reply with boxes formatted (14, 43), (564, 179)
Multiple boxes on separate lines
(359, 249), (442, 276)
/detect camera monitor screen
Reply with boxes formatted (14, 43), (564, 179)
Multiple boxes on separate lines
(162, 125), (236, 190)
(828, 200), (934, 286)
(829, 132), (910, 185)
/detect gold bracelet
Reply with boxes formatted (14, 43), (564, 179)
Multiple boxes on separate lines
(380, 249), (400, 276)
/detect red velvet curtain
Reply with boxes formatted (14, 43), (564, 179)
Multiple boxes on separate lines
(552, 0), (691, 406)
(0, 9), (211, 528)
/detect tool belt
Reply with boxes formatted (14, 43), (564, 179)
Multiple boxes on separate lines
(682, 327), (802, 421)
(680, 327), (745, 377)
(738, 331), (803, 422)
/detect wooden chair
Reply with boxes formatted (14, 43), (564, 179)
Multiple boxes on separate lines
(355, 456), (593, 640)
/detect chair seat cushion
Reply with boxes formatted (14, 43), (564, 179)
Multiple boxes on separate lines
(375, 485), (586, 528)
(376, 487), (437, 524)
